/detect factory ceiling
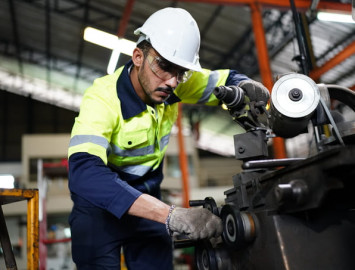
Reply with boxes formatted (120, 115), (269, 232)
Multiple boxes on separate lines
(0, 0), (354, 158)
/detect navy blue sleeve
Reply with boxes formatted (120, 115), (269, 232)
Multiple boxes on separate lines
(226, 70), (249, 86)
(68, 152), (142, 219)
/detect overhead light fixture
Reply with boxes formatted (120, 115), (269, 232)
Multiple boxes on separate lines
(0, 174), (15, 188)
(107, 48), (121, 75)
(83, 27), (136, 74)
(83, 27), (136, 55)
(317, 11), (355, 24)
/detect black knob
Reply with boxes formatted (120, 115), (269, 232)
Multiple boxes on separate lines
(289, 88), (303, 101)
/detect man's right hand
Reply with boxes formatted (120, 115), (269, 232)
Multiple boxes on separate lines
(167, 207), (223, 240)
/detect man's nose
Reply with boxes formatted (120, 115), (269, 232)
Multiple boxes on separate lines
(165, 76), (178, 88)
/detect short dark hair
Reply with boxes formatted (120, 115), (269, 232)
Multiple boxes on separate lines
(137, 40), (152, 57)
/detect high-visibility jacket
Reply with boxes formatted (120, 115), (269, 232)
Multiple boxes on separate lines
(68, 60), (248, 218)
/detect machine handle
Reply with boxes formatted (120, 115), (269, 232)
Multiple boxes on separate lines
(189, 200), (206, 207)
(173, 238), (198, 249)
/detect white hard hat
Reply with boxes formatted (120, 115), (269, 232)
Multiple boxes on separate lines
(134, 7), (202, 72)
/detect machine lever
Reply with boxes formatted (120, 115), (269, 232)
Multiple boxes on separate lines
(189, 200), (206, 207)
(173, 238), (198, 249)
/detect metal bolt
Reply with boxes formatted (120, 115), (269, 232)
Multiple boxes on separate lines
(274, 180), (308, 205)
(289, 88), (303, 101)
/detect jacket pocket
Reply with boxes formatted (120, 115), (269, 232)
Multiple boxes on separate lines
(120, 130), (149, 149)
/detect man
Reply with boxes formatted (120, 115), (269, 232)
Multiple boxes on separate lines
(68, 7), (269, 270)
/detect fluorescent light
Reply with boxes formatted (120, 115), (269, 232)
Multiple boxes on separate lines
(84, 27), (136, 74)
(117, 38), (136, 56)
(317, 11), (355, 24)
(107, 49), (121, 74)
(84, 27), (117, 49)
(83, 27), (136, 55)
(0, 174), (15, 188)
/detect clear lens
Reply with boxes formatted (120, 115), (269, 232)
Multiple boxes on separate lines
(147, 54), (192, 83)
(180, 70), (193, 83)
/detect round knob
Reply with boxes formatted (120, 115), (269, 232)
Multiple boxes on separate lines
(220, 205), (256, 249)
(274, 179), (308, 205)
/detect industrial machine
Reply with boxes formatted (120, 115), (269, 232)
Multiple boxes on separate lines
(175, 73), (355, 270)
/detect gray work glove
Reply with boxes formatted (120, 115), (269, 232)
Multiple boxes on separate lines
(238, 80), (270, 104)
(167, 207), (223, 240)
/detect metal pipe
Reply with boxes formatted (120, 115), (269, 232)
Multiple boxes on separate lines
(117, 0), (135, 38)
(310, 40), (355, 81)
(169, 0), (351, 12)
(27, 190), (39, 270)
(289, 0), (310, 75)
(250, 3), (273, 89)
(177, 104), (191, 208)
(250, 2), (287, 159)
(0, 206), (17, 269)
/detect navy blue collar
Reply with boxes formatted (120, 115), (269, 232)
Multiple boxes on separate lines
(116, 60), (147, 120)
(116, 60), (181, 119)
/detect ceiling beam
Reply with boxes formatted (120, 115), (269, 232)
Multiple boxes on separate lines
(250, 2), (287, 159)
(316, 28), (355, 66)
(21, 0), (142, 34)
(117, 0), (135, 38)
(250, 3), (273, 89)
(329, 65), (355, 86)
(74, 0), (91, 91)
(0, 39), (104, 81)
(171, 0), (351, 12)
(310, 40), (355, 81)
(45, 0), (52, 84)
(238, 11), (292, 76)
(200, 5), (224, 40)
(8, 0), (23, 74)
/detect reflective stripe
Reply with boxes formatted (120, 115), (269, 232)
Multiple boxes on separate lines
(69, 135), (109, 150)
(110, 163), (151, 177)
(70, 134), (170, 158)
(160, 133), (170, 151)
(111, 143), (155, 157)
(110, 133), (170, 157)
(198, 70), (219, 104)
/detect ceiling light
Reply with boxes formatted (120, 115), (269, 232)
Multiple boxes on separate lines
(116, 38), (136, 56)
(83, 27), (136, 55)
(107, 49), (121, 75)
(317, 11), (355, 24)
(0, 174), (15, 188)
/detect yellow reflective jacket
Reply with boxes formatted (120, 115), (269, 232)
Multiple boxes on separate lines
(68, 61), (231, 181)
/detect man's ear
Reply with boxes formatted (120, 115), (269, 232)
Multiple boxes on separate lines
(132, 48), (144, 67)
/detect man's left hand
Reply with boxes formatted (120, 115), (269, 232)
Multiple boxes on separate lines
(238, 80), (270, 104)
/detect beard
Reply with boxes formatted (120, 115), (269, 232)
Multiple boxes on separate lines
(138, 63), (174, 105)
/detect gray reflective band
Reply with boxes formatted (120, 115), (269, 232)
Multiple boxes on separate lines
(198, 70), (219, 104)
(70, 133), (170, 158)
(110, 163), (151, 176)
(69, 135), (109, 150)
(111, 133), (171, 157)
(111, 143), (155, 157)
(160, 134), (170, 151)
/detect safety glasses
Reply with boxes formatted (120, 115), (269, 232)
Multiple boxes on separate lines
(146, 53), (193, 84)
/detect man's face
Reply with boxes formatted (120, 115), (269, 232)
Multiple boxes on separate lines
(137, 49), (190, 105)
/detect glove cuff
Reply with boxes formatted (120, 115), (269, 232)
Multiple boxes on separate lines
(165, 205), (176, 236)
